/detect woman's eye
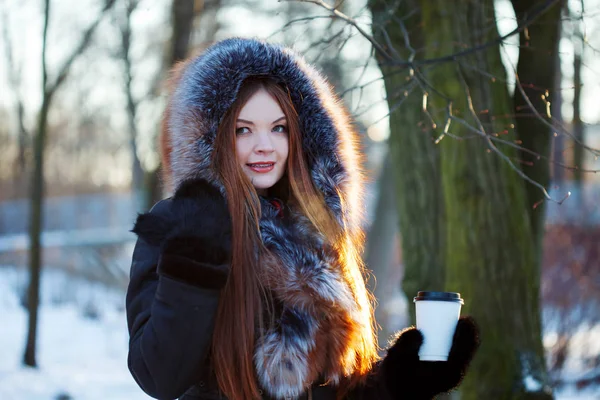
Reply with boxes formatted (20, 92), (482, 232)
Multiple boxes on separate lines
(236, 127), (250, 135)
(273, 125), (288, 133)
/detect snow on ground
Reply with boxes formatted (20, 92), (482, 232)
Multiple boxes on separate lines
(0, 265), (598, 399)
(0, 266), (150, 400)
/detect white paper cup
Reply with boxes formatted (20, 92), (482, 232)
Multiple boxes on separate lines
(413, 291), (464, 361)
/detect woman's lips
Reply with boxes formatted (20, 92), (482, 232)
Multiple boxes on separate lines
(247, 162), (275, 173)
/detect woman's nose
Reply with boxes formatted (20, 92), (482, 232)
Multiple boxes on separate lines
(255, 131), (274, 153)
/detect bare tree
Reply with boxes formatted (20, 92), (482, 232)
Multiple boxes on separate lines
(1, 7), (29, 178)
(145, 0), (223, 208)
(511, 0), (565, 260)
(571, 7), (584, 187)
(117, 0), (145, 202)
(24, 0), (116, 367)
(144, 0), (197, 209)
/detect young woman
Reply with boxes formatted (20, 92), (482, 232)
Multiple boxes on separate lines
(127, 38), (479, 400)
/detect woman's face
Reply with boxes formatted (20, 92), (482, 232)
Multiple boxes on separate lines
(235, 88), (289, 196)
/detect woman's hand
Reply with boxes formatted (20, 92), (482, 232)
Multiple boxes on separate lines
(132, 178), (232, 266)
(381, 316), (480, 400)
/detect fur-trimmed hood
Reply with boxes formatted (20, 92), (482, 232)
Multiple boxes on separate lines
(162, 37), (365, 235)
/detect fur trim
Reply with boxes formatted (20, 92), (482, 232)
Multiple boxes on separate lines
(256, 200), (363, 399)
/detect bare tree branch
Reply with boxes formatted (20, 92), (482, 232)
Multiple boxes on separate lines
(290, 0), (394, 61)
(512, 68), (600, 157)
(290, 0), (598, 190)
(455, 64), (570, 205)
(47, 0), (117, 97)
(268, 15), (335, 39)
(295, 0), (561, 68)
(42, 0), (50, 93)
(2, 5), (29, 173)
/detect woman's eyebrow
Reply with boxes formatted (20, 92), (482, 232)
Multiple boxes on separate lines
(236, 116), (286, 125)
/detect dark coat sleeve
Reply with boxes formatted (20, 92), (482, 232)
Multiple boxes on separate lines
(347, 317), (479, 400)
(126, 199), (226, 400)
(343, 361), (393, 400)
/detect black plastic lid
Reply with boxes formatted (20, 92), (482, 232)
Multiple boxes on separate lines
(413, 291), (464, 304)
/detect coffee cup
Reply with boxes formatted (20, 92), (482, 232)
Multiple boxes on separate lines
(413, 291), (464, 361)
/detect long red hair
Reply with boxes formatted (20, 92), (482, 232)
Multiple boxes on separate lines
(161, 73), (378, 399)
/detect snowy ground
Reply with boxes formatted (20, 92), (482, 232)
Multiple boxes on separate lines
(0, 267), (150, 400)
(0, 266), (598, 400)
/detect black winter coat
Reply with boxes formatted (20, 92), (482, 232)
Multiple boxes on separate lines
(126, 198), (391, 400)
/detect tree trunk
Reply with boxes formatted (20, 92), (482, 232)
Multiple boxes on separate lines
(16, 101), (28, 174)
(424, 2), (552, 398)
(511, 0), (563, 261)
(572, 53), (583, 185)
(24, 94), (51, 368)
(121, 1), (145, 208)
(145, 0), (197, 209)
(369, 0), (553, 398)
(369, 0), (445, 325)
(170, 0), (195, 64)
(363, 153), (402, 346)
(551, 36), (564, 184)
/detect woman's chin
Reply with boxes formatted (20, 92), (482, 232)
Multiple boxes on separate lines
(252, 180), (277, 194)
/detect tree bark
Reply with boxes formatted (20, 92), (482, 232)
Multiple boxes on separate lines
(369, 0), (445, 325)
(551, 35), (564, 184)
(170, 0), (196, 64)
(425, 2), (552, 398)
(511, 0), (563, 261)
(24, 94), (51, 368)
(572, 53), (583, 185)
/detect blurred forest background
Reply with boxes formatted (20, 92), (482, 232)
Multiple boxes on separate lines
(0, 0), (599, 399)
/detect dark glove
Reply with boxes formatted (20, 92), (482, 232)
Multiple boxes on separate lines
(131, 178), (232, 288)
(381, 316), (480, 400)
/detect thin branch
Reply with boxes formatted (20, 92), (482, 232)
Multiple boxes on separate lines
(456, 64), (569, 205)
(2, 6), (29, 171)
(47, 0), (116, 97)
(268, 15), (334, 39)
(394, 8), (417, 61)
(2, 8), (19, 90)
(378, 23), (402, 61)
(513, 72), (600, 157)
(368, 80), (419, 127)
(340, 56), (413, 99)
(489, 135), (600, 174)
(42, 0), (50, 93)
(342, 47), (375, 97)
(290, 0), (394, 61)
(354, 76), (417, 119)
